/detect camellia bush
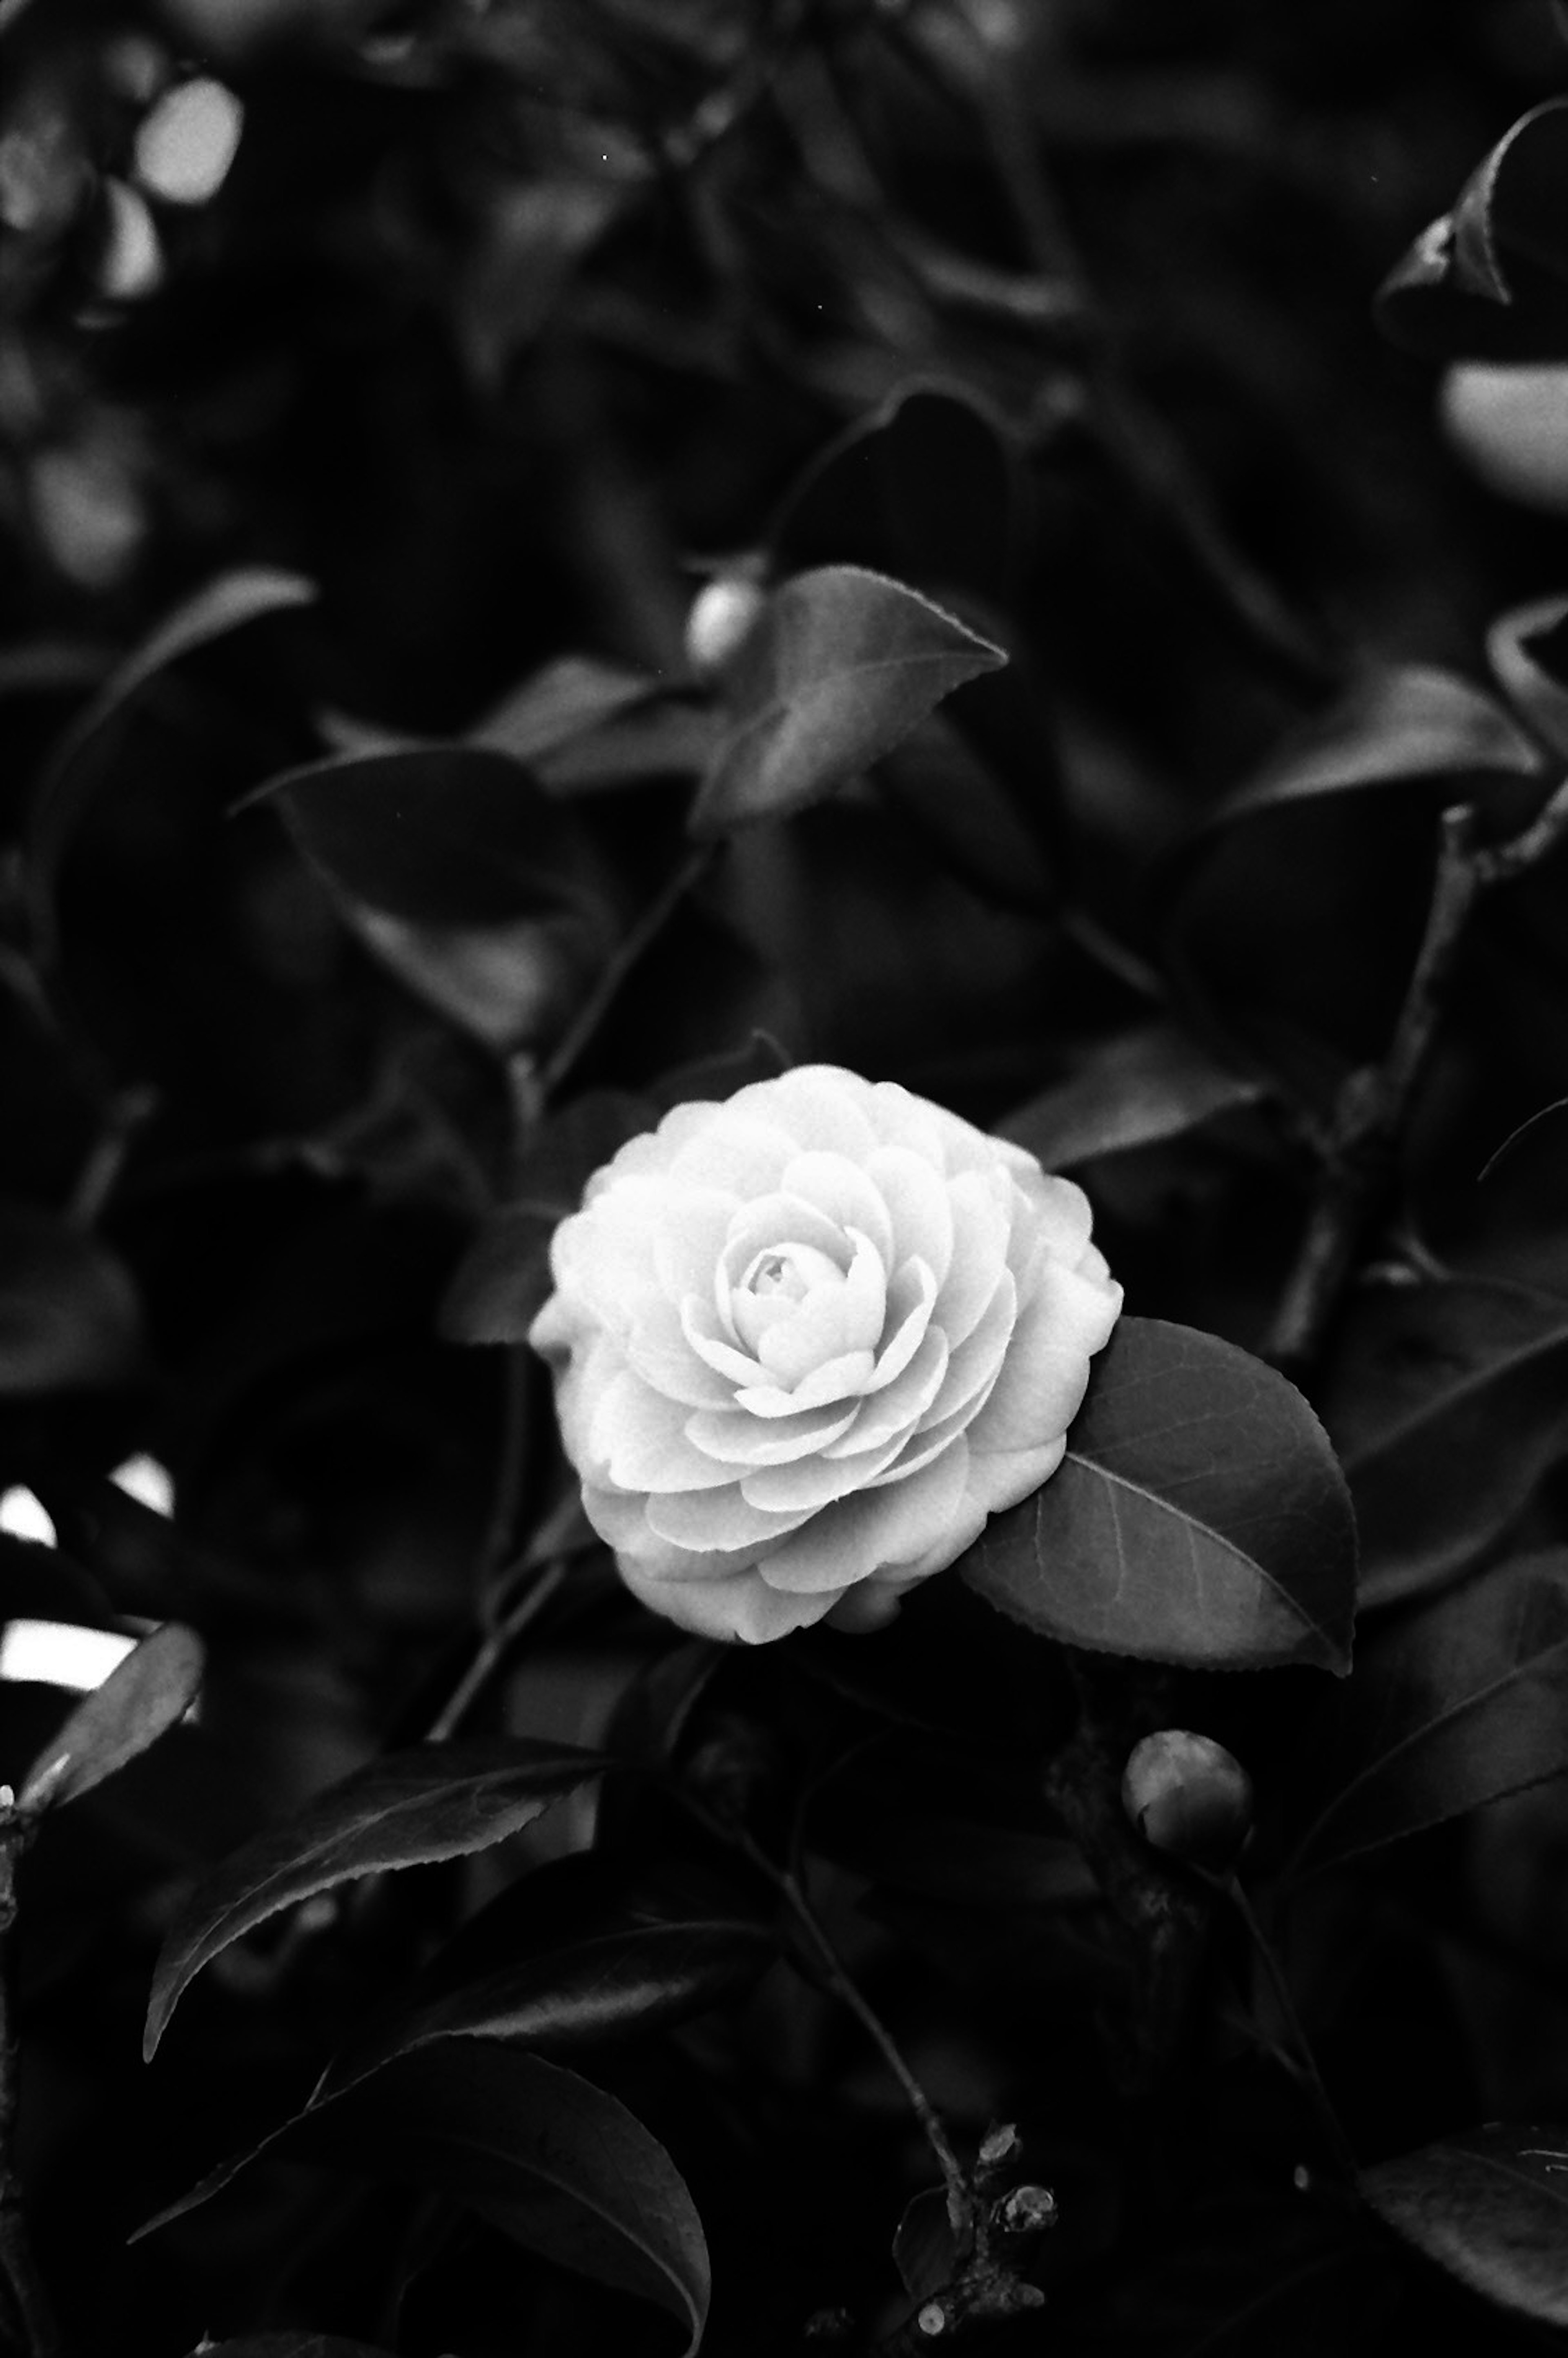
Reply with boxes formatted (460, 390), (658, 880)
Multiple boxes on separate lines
(10, 1), (1568, 2353)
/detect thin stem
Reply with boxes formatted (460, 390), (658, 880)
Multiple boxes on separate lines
(686, 1788), (971, 2230)
(0, 1803), (58, 2358)
(537, 847), (715, 1105)
(1266, 776), (1568, 1380)
(423, 1557), (571, 1746)
(1224, 1877), (1358, 2184)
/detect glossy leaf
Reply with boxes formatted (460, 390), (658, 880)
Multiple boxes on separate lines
(1195, 665), (1543, 831)
(264, 747), (597, 925)
(139, 2046), (710, 2354)
(1283, 1551), (1568, 1881)
(0, 1203), (141, 1393)
(321, 1851), (774, 2089)
(145, 1738), (606, 2057)
(1321, 1278), (1568, 1608)
(689, 565), (1007, 836)
(18, 1621), (203, 1816)
(961, 1318), (1356, 1673)
(1379, 101), (1568, 359)
(28, 567), (317, 926)
(999, 1023), (1263, 1170)
(470, 654), (657, 764)
(876, 710), (1056, 915)
(1487, 593), (1568, 760)
(893, 2184), (962, 2303)
(1361, 2122), (1568, 2326)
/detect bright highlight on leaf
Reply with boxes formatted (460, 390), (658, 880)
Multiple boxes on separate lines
(0, 1617), (131, 1690)
(0, 1487), (56, 1548)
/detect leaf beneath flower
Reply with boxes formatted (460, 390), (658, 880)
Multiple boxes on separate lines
(960, 1317), (1356, 1673)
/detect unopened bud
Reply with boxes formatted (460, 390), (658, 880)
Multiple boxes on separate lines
(996, 2183), (1057, 2236)
(977, 2121), (1021, 2174)
(684, 571), (769, 680)
(1122, 1729), (1253, 1872)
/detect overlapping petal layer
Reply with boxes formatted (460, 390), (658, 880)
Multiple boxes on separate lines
(531, 1066), (1122, 1641)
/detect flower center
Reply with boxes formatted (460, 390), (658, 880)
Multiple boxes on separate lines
(740, 1243), (840, 1304)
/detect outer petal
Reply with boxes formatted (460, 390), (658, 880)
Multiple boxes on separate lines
(619, 1560), (842, 1643)
(964, 1258), (1120, 1458)
(757, 1438), (971, 1594)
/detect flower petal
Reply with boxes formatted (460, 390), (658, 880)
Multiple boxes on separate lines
(967, 1259), (1121, 1456)
(624, 1295), (737, 1408)
(668, 1114), (802, 1196)
(686, 1399), (860, 1466)
(731, 1066), (880, 1160)
(778, 1152), (894, 1267)
(588, 1369), (738, 1493)
(645, 1481), (811, 1553)
(755, 1229), (886, 1385)
(866, 1146), (954, 1290)
(651, 1186), (741, 1306)
(757, 1439), (973, 1593)
(620, 1560), (841, 1643)
(866, 1257), (936, 1391)
(739, 1422), (909, 1514)
(933, 1170), (1012, 1346)
(680, 1293), (766, 1387)
(823, 1327), (949, 1457)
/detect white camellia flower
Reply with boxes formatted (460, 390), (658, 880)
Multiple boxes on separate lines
(530, 1065), (1122, 1644)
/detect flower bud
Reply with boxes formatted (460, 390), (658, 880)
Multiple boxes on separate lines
(684, 571), (769, 680)
(1122, 1729), (1252, 1872)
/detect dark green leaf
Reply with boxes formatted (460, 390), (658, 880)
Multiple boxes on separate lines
(876, 710), (1056, 915)
(999, 1023), (1263, 1170)
(321, 1851), (774, 2088)
(535, 697), (716, 795)
(1283, 1551), (1568, 1881)
(1322, 1278), (1568, 1608)
(262, 747), (615, 1052)
(690, 566), (1007, 837)
(470, 655), (656, 765)
(1487, 593), (1568, 760)
(1198, 666), (1544, 829)
(1361, 2122), (1568, 2326)
(144, 1739), (606, 2057)
(18, 1621), (203, 1816)
(1379, 102), (1568, 359)
(28, 568), (316, 934)
(140, 2046), (710, 2354)
(772, 380), (1022, 603)
(438, 1205), (559, 1344)
(893, 2184), (963, 2303)
(0, 1203), (141, 1393)
(265, 747), (597, 925)
(961, 1318), (1356, 1673)
(439, 1090), (656, 1344)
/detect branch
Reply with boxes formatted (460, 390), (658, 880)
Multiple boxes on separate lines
(1265, 778), (1568, 1380)
(1042, 1657), (1211, 2086)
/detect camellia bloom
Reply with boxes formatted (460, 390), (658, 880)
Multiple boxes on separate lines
(529, 1065), (1122, 1643)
